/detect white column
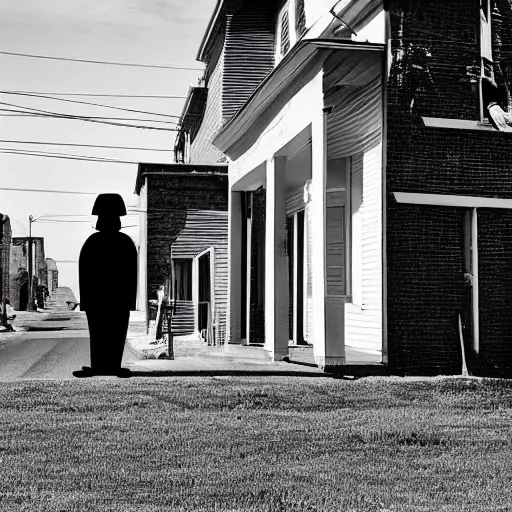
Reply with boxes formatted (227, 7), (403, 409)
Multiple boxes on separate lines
(227, 190), (242, 344)
(265, 156), (289, 360)
(311, 112), (328, 367)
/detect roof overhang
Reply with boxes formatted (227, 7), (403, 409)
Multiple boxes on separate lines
(197, 0), (225, 63)
(178, 86), (208, 134)
(212, 38), (385, 155)
(134, 163), (228, 195)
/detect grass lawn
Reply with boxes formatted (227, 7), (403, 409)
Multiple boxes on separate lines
(0, 376), (512, 511)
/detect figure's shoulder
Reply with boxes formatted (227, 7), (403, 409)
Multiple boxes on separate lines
(81, 232), (101, 248)
(116, 232), (137, 249)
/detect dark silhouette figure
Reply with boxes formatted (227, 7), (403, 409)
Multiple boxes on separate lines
(75, 193), (137, 378)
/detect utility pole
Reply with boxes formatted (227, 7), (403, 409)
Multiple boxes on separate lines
(27, 215), (34, 311)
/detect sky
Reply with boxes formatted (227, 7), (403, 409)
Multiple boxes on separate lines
(0, 0), (215, 300)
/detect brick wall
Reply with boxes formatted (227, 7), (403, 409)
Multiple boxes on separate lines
(0, 215), (11, 301)
(386, 204), (466, 374)
(477, 209), (512, 375)
(387, 0), (512, 374)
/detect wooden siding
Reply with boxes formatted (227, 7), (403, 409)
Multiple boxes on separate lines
(326, 77), (382, 159)
(344, 145), (383, 355)
(190, 48), (225, 164)
(285, 186), (305, 216)
(170, 300), (195, 335)
(223, 8), (275, 122)
(324, 48), (382, 161)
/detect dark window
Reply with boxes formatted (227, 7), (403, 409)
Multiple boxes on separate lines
(173, 259), (192, 300)
(280, 8), (290, 56)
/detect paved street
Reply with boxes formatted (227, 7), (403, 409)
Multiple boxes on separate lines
(0, 330), (141, 381)
(0, 309), (328, 380)
(0, 310), (142, 381)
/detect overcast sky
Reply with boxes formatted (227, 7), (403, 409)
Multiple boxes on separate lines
(0, 0), (214, 300)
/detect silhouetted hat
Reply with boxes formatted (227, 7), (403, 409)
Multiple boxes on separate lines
(92, 193), (127, 217)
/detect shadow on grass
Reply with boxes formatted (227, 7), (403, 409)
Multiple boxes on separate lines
(128, 370), (345, 378)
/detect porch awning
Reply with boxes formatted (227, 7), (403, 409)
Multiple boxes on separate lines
(212, 38), (385, 155)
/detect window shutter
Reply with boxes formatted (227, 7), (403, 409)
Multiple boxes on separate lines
(326, 205), (345, 296)
(295, 0), (306, 38)
(280, 8), (290, 56)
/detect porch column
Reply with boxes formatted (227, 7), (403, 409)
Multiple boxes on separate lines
(265, 156), (289, 360)
(227, 189), (242, 344)
(311, 111), (328, 367)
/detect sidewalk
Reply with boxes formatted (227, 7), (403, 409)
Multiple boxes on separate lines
(124, 311), (325, 375)
(0, 309), (326, 375)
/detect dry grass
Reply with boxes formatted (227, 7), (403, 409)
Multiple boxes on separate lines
(0, 376), (511, 511)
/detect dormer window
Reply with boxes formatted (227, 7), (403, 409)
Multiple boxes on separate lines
(295, 0), (306, 38)
(280, 7), (290, 56)
(276, 0), (307, 64)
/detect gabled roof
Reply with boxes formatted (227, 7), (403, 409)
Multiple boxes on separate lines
(197, 0), (225, 63)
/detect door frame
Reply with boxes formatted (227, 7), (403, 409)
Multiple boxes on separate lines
(193, 247), (215, 337)
(394, 192), (488, 358)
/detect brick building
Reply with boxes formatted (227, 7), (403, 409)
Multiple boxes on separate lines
(9, 237), (45, 311)
(45, 258), (59, 295)
(0, 214), (12, 301)
(385, 0), (512, 376)
(135, 163), (229, 345)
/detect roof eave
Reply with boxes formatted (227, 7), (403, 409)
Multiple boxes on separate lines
(197, 0), (225, 63)
(212, 38), (385, 153)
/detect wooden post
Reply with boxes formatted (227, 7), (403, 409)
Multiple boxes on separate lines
(311, 111), (328, 367)
(265, 156), (289, 360)
(168, 247), (175, 360)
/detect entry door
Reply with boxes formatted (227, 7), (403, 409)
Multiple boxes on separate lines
(461, 209), (477, 367)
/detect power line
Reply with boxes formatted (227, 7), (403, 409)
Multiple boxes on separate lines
(0, 139), (174, 152)
(0, 91), (181, 119)
(0, 50), (203, 71)
(0, 186), (98, 195)
(0, 146), (141, 161)
(0, 109), (178, 124)
(1, 90), (187, 99)
(0, 148), (142, 164)
(0, 109), (177, 124)
(0, 103), (178, 131)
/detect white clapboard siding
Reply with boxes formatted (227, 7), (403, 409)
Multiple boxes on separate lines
(344, 144), (383, 356)
(326, 77), (382, 160)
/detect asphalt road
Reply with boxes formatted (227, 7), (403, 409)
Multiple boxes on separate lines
(0, 330), (140, 381)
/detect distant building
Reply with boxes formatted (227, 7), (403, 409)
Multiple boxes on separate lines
(0, 214), (12, 301)
(9, 237), (45, 311)
(135, 163), (228, 344)
(45, 258), (59, 295)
